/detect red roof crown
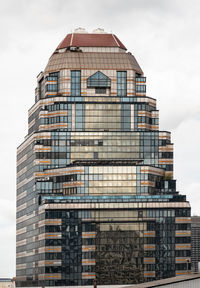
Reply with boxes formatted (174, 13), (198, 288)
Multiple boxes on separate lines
(57, 33), (126, 50)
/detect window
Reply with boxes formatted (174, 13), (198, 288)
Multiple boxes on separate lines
(87, 71), (110, 88)
(39, 77), (45, 99)
(117, 71), (127, 96)
(98, 140), (103, 146)
(95, 88), (106, 94)
(45, 84), (58, 92)
(122, 104), (131, 131)
(136, 77), (146, 83)
(40, 116), (67, 125)
(46, 75), (58, 81)
(71, 70), (81, 96)
(138, 210), (143, 218)
(94, 152), (98, 159)
(45, 72), (60, 93)
(136, 85), (146, 92)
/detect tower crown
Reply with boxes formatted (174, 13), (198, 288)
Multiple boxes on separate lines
(56, 30), (127, 51)
(43, 31), (142, 83)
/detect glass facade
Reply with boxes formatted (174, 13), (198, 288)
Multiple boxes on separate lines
(117, 71), (127, 96)
(71, 71), (81, 96)
(16, 32), (191, 287)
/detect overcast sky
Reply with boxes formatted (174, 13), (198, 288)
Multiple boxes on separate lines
(0, 0), (200, 277)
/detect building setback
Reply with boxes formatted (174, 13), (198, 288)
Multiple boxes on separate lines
(16, 29), (191, 287)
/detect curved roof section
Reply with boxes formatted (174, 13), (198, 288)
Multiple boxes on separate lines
(44, 52), (143, 75)
(56, 33), (127, 50)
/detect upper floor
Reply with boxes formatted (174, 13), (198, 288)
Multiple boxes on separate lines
(35, 30), (146, 102)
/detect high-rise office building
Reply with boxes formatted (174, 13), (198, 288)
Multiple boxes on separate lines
(191, 216), (200, 272)
(16, 29), (191, 287)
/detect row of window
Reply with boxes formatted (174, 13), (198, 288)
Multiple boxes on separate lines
(45, 72), (60, 93)
(137, 116), (158, 125)
(145, 264), (175, 271)
(136, 77), (146, 83)
(44, 237), (181, 246)
(45, 266), (84, 274)
(34, 138), (169, 148)
(43, 210), (189, 223)
(44, 209), (190, 221)
(40, 116), (67, 125)
(45, 84), (58, 92)
(50, 131), (160, 138)
(17, 249), (190, 264)
(40, 102), (155, 114)
(44, 70), (145, 97)
(136, 85), (146, 92)
(17, 280), (93, 287)
(35, 151), (155, 160)
(144, 250), (191, 257)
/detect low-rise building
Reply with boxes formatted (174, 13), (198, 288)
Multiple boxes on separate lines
(124, 274), (200, 288)
(0, 278), (15, 288)
(191, 216), (200, 271)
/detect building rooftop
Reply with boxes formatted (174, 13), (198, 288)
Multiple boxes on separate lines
(45, 51), (143, 74)
(192, 216), (200, 223)
(44, 29), (143, 75)
(124, 274), (200, 287)
(0, 278), (13, 282)
(57, 32), (127, 50)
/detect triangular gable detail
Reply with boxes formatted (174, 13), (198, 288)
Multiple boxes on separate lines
(87, 71), (111, 87)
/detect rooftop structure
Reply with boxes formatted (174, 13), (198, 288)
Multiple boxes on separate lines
(16, 29), (191, 287)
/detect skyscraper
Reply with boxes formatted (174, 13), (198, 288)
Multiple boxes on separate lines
(16, 28), (191, 287)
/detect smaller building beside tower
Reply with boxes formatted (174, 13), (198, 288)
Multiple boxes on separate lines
(191, 216), (200, 272)
(0, 278), (15, 288)
(126, 274), (200, 288)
